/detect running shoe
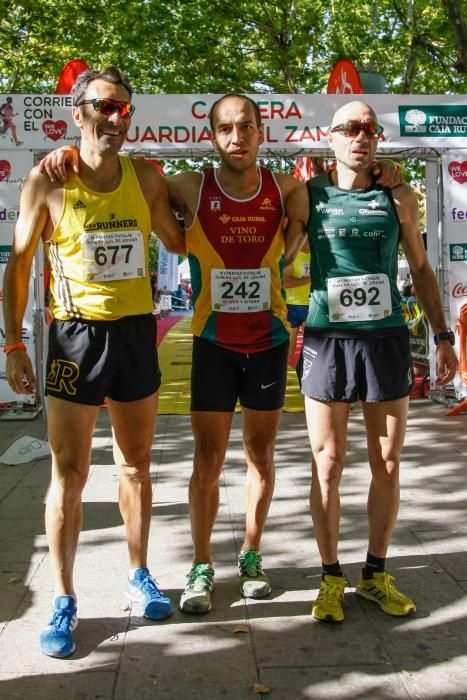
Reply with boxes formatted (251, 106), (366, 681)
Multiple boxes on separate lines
(238, 549), (271, 598)
(179, 563), (215, 614)
(126, 567), (173, 620)
(355, 571), (416, 616)
(311, 575), (346, 623)
(39, 595), (78, 658)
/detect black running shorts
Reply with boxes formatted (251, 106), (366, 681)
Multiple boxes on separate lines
(299, 329), (413, 403)
(191, 336), (289, 412)
(45, 314), (161, 405)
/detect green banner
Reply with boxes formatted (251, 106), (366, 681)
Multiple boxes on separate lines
(450, 243), (467, 261)
(0, 245), (11, 264)
(399, 105), (467, 137)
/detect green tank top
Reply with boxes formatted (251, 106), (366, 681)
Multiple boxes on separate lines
(305, 172), (405, 335)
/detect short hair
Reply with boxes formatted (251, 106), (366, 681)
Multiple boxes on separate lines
(73, 66), (133, 105)
(209, 93), (262, 132)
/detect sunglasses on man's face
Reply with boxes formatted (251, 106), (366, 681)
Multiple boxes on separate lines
(330, 121), (384, 138)
(74, 97), (135, 118)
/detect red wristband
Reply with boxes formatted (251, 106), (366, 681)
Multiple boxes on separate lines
(3, 342), (27, 355)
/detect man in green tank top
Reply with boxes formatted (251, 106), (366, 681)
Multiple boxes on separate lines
(286, 100), (458, 623)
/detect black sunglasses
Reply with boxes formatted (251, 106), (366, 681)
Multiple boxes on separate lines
(330, 120), (384, 138)
(74, 97), (135, 118)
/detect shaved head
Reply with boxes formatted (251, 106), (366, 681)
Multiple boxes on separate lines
(331, 101), (377, 129)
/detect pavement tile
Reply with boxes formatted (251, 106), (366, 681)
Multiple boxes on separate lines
(0, 671), (116, 699)
(259, 667), (409, 700)
(0, 402), (466, 698)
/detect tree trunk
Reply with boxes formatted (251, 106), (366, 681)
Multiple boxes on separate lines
(441, 0), (467, 73)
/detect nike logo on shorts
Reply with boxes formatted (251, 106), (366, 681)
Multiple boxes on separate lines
(261, 381), (277, 390)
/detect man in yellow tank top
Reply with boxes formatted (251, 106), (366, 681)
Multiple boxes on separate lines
(283, 239), (311, 361)
(2, 66), (185, 658)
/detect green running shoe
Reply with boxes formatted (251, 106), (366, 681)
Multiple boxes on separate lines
(179, 563), (215, 614)
(238, 549), (271, 598)
(355, 571), (416, 616)
(311, 575), (346, 623)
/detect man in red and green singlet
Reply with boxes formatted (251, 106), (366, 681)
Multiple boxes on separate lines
(170, 95), (298, 612)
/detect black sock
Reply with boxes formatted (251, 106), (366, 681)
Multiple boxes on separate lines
(363, 552), (386, 579)
(322, 561), (344, 579)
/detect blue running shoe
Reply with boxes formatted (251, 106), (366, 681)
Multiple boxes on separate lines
(40, 595), (78, 658)
(126, 567), (173, 620)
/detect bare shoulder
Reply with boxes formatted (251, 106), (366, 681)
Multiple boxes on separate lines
(274, 172), (302, 199)
(391, 182), (417, 207)
(390, 182), (419, 223)
(131, 158), (164, 185)
(130, 158), (169, 204)
(21, 164), (62, 212)
(285, 180), (309, 215)
(166, 171), (202, 210)
(167, 171), (202, 193)
(25, 164), (58, 193)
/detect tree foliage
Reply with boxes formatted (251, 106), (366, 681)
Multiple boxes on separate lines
(0, 0), (465, 94)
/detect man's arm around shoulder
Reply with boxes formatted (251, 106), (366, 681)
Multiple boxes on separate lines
(133, 160), (186, 255)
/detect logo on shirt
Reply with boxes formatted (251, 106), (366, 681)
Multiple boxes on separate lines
(72, 200), (86, 209)
(368, 199), (379, 209)
(358, 206), (388, 216)
(260, 197), (276, 211)
(315, 202), (344, 215)
(210, 197), (221, 211)
(219, 214), (231, 224)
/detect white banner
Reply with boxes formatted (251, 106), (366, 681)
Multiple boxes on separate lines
(442, 150), (467, 397)
(157, 241), (179, 293)
(0, 94), (466, 155)
(0, 150), (35, 405)
(0, 92), (465, 411)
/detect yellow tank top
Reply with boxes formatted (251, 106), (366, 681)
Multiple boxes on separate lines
(285, 249), (311, 306)
(47, 156), (153, 320)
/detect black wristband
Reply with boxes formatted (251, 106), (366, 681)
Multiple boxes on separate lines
(433, 330), (455, 346)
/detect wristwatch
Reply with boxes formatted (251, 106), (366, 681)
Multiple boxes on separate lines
(433, 330), (455, 346)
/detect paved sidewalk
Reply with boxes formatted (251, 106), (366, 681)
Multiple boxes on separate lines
(0, 400), (466, 699)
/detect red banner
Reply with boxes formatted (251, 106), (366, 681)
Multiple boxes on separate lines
(54, 59), (90, 94)
(327, 59), (362, 94)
